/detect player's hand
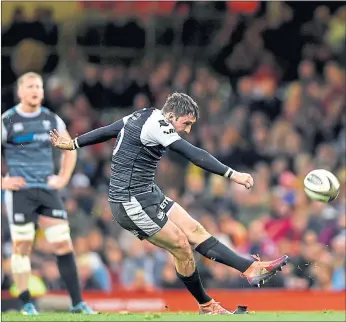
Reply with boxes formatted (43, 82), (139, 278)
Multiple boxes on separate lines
(50, 129), (74, 150)
(47, 175), (69, 190)
(231, 171), (254, 189)
(1, 176), (26, 190)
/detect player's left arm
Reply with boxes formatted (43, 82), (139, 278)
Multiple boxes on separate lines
(50, 118), (126, 150)
(47, 117), (77, 190)
(56, 129), (77, 183)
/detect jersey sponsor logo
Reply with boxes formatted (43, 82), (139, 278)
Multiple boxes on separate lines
(13, 123), (24, 132)
(43, 120), (51, 130)
(159, 197), (169, 211)
(13, 133), (51, 143)
(163, 128), (175, 135)
(33, 133), (51, 141)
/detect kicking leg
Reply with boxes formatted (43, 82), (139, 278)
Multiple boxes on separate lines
(147, 219), (211, 304)
(168, 203), (288, 287)
(111, 198), (238, 314)
(147, 218), (230, 314)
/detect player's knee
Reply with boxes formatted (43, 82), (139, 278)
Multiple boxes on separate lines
(44, 224), (73, 254)
(185, 222), (210, 248)
(10, 223), (35, 255)
(11, 253), (31, 274)
(10, 223), (34, 274)
(12, 241), (33, 256)
(53, 239), (74, 255)
(172, 233), (193, 260)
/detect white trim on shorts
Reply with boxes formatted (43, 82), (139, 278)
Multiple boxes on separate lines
(4, 190), (13, 224)
(122, 196), (162, 237)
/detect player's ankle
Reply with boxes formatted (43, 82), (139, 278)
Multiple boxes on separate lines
(242, 261), (259, 276)
(199, 299), (214, 306)
(19, 289), (33, 304)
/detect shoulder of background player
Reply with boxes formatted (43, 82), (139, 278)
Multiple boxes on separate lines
(2, 106), (17, 122)
(40, 106), (52, 115)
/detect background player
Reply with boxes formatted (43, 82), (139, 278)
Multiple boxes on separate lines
(1, 72), (96, 315)
(51, 92), (288, 315)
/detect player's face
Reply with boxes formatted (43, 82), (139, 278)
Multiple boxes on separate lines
(18, 77), (44, 107)
(170, 114), (196, 134)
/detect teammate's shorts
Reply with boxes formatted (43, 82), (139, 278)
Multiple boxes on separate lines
(109, 185), (174, 240)
(4, 188), (67, 224)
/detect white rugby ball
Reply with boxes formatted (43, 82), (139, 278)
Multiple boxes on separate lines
(304, 169), (340, 203)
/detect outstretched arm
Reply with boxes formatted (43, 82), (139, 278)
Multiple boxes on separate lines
(50, 119), (125, 150)
(169, 139), (254, 189)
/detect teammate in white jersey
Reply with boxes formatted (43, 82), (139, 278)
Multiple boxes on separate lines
(51, 92), (288, 315)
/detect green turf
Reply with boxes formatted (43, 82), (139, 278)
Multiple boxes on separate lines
(2, 312), (346, 321)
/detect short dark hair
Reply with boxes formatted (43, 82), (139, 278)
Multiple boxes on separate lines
(162, 92), (200, 120)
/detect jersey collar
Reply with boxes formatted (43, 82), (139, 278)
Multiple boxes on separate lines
(15, 104), (42, 118)
(159, 109), (172, 124)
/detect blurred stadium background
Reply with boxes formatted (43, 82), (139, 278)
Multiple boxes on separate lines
(1, 0), (345, 313)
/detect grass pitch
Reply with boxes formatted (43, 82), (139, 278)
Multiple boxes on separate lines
(2, 311), (346, 321)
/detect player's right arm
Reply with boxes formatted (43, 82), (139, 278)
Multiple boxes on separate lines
(1, 115), (27, 190)
(50, 117), (127, 150)
(1, 177), (27, 190)
(169, 139), (253, 189)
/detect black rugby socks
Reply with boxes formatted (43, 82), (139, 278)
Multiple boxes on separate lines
(195, 236), (254, 273)
(19, 289), (32, 304)
(176, 268), (212, 305)
(56, 252), (83, 306)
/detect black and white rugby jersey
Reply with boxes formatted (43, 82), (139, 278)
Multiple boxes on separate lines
(108, 108), (181, 202)
(74, 108), (232, 203)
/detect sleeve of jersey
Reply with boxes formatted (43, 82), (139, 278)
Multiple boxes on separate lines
(147, 121), (181, 147)
(1, 119), (7, 144)
(168, 139), (229, 177)
(55, 115), (67, 134)
(76, 119), (124, 148)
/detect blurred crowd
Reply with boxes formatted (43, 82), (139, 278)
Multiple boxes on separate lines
(2, 2), (346, 294)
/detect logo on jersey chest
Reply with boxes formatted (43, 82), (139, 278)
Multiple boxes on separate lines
(13, 123), (24, 132)
(43, 120), (51, 130)
(13, 132), (51, 143)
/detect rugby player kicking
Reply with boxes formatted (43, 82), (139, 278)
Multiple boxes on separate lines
(51, 92), (288, 315)
(2, 72), (96, 315)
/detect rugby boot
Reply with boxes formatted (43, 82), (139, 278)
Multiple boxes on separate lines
(70, 301), (98, 314)
(199, 299), (232, 315)
(21, 303), (39, 315)
(241, 254), (289, 287)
